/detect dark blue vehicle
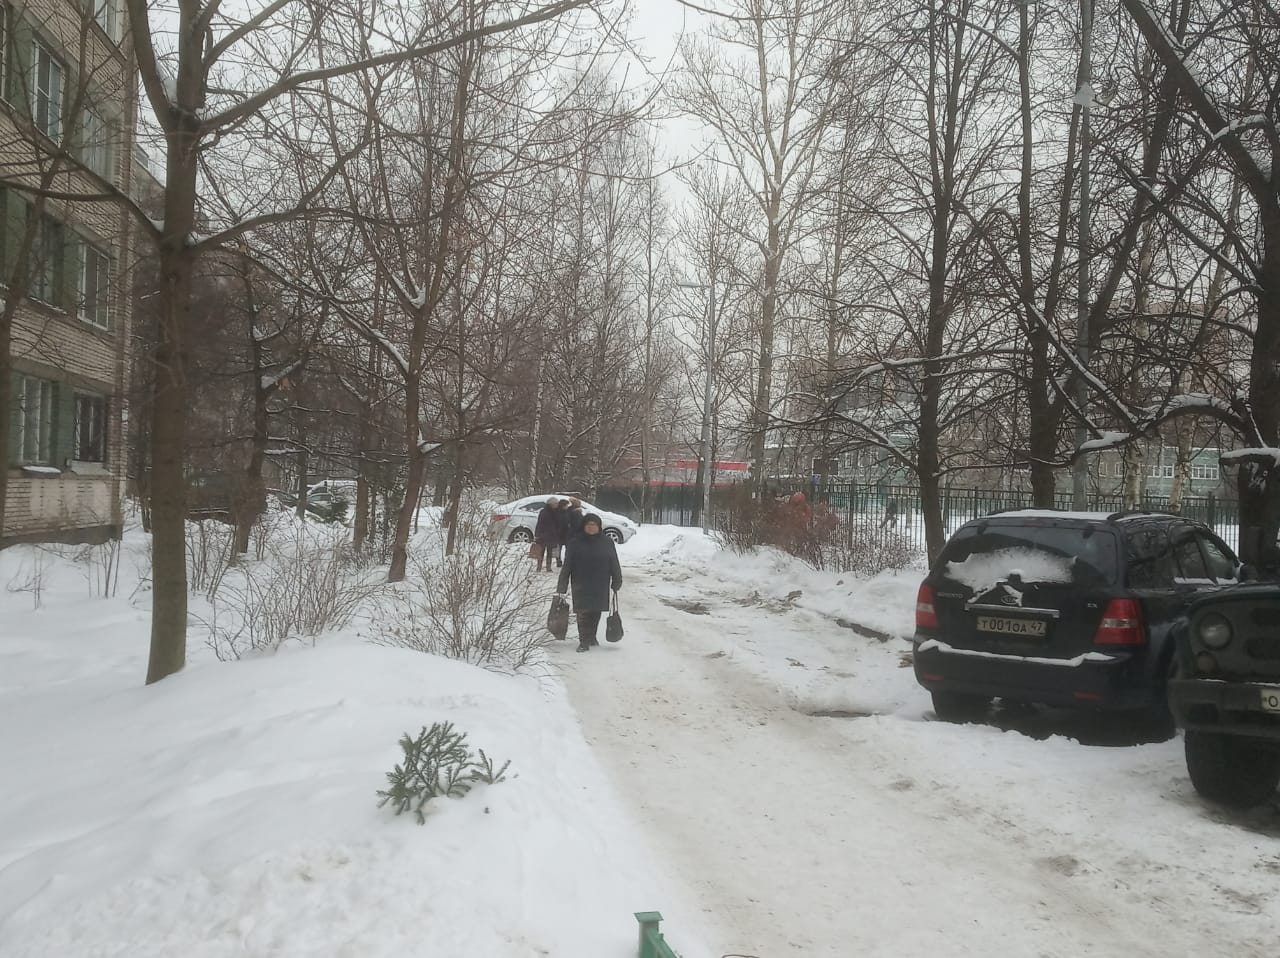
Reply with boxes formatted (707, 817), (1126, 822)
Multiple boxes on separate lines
(913, 510), (1239, 721)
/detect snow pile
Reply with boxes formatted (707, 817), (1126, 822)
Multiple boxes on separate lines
(627, 525), (924, 717)
(0, 537), (703, 957)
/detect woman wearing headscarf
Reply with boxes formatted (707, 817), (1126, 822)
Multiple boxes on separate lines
(556, 512), (622, 652)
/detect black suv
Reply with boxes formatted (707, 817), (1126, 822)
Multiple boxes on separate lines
(913, 510), (1239, 721)
(1168, 588), (1280, 807)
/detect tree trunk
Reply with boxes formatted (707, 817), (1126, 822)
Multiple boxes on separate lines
(750, 214), (781, 497)
(1238, 233), (1280, 563)
(389, 447), (425, 581)
(1122, 443), (1146, 509)
(235, 378), (270, 555)
(145, 248), (195, 684)
(294, 431), (309, 521)
(445, 441), (465, 556)
(389, 370), (425, 580)
(1016, 2), (1056, 507)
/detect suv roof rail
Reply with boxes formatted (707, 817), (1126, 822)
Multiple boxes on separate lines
(1105, 509), (1179, 522)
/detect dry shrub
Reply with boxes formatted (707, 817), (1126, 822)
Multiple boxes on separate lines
(371, 504), (549, 672)
(186, 520), (234, 598)
(202, 527), (384, 660)
(718, 491), (917, 575)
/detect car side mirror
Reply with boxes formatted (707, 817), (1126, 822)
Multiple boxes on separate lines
(1239, 562), (1260, 582)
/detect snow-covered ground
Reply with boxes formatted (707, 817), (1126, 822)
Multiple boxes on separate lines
(558, 525), (1279, 957)
(0, 525), (706, 957)
(4, 518), (1278, 957)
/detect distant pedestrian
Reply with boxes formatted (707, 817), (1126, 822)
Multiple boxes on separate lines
(557, 513), (623, 652)
(533, 497), (561, 572)
(565, 497), (585, 538)
(881, 497), (900, 530)
(553, 498), (573, 567)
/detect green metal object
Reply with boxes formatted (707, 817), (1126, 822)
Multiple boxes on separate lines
(635, 911), (679, 958)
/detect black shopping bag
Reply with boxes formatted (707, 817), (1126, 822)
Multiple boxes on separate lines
(606, 591), (624, 643)
(547, 595), (570, 640)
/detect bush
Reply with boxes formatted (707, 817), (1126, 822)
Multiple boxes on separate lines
(370, 501), (549, 672)
(201, 526), (384, 660)
(186, 520), (235, 598)
(718, 491), (917, 575)
(376, 722), (511, 824)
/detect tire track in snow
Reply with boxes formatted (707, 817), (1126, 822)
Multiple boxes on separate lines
(558, 569), (1266, 958)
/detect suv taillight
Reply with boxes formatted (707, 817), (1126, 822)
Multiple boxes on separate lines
(1094, 598), (1145, 645)
(916, 583), (939, 629)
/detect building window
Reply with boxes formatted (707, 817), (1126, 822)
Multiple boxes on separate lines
(31, 39), (64, 140)
(79, 241), (111, 328)
(31, 212), (63, 305)
(15, 374), (55, 464)
(1190, 462), (1220, 482)
(81, 106), (113, 180)
(93, 0), (121, 41)
(73, 393), (106, 462)
(1146, 461), (1175, 480)
(31, 211), (63, 306)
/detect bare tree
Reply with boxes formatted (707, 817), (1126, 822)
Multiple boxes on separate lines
(673, 0), (850, 495)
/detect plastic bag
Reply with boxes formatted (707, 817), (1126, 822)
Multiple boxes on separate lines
(547, 595), (570, 640)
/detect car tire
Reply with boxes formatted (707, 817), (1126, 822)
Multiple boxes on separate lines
(604, 527), (623, 544)
(509, 528), (534, 544)
(1184, 729), (1280, 808)
(930, 690), (990, 723)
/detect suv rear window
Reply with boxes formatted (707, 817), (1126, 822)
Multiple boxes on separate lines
(937, 525), (1119, 590)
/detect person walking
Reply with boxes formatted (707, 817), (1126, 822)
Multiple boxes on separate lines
(557, 512), (622, 652)
(554, 498), (573, 567)
(565, 497), (585, 539)
(533, 497), (561, 572)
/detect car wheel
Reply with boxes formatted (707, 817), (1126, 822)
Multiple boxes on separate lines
(930, 690), (991, 723)
(1184, 730), (1280, 807)
(509, 528), (534, 544)
(604, 527), (623, 544)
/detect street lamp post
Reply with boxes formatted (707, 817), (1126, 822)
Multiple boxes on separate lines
(677, 280), (717, 535)
(1073, 0), (1093, 509)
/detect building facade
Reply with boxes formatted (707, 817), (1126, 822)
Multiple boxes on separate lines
(2, 0), (135, 545)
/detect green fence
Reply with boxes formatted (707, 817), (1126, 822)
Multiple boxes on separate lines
(595, 481), (1242, 552)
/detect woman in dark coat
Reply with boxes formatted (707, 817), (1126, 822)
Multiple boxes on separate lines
(533, 497), (561, 572)
(556, 513), (622, 652)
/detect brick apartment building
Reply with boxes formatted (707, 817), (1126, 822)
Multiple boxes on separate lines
(2, 0), (135, 545)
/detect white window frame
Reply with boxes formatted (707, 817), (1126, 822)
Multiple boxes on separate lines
(16, 374), (55, 464)
(93, 0), (121, 42)
(31, 38), (64, 140)
(73, 392), (106, 463)
(78, 239), (111, 328)
(1190, 462), (1220, 482)
(81, 105), (112, 180)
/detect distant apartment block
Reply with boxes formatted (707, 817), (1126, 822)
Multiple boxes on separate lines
(2, 0), (136, 545)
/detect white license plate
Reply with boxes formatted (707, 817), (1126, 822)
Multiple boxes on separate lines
(1261, 687), (1280, 713)
(976, 615), (1047, 637)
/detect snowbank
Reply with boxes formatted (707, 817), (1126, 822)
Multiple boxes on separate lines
(0, 538), (701, 957)
(628, 525), (924, 717)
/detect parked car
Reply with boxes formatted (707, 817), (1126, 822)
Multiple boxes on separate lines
(489, 495), (639, 544)
(186, 471), (240, 522)
(274, 486), (349, 523)
(1168, 586), (1280, 807)
(913, 510), (1239, 721)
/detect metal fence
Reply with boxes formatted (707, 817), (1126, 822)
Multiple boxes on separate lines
(593, 482), (1242, 552)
